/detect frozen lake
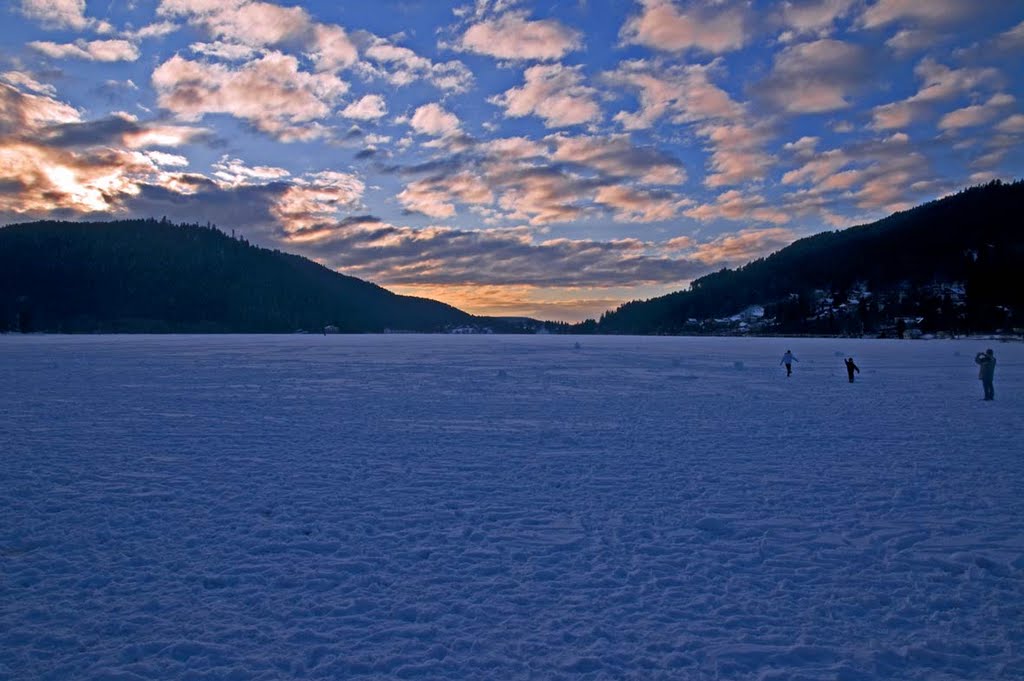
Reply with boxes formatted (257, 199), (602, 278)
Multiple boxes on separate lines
(2, 334), (1023, 680)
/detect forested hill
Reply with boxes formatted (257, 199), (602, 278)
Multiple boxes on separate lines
(0, 219), (475, 333)
(590, 180), (1024, 336)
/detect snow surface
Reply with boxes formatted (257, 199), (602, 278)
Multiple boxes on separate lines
(2, 334), (1023, 680)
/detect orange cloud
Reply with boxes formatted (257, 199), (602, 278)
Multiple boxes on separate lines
(29, 39), (139, 62)
(620, 0), (748, 54)
(607, 59), (743, 130)
(593, 185), (691, 223)
(398, 174), (493, 219)
(151, 52), (349, 140)
(272, 171), (365, 233)
(490, 64), (601, 128)
(359, 36), (471, 92)
(686, 227), (796, 265)
(386, 283), (639, 323)
(458, 11), (581, 61)
(684, 189), (790, 225)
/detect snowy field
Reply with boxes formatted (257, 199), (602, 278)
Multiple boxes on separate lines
(2, 334), (1023, 681)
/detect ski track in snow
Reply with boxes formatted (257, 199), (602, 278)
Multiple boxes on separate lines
(2, 335), (1023, 680)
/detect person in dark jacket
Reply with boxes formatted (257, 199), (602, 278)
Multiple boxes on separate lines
(975, 349), (996, 400)
(844, 357), (860, 383)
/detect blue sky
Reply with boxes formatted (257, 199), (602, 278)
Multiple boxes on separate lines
(1, 0), (1022, 321)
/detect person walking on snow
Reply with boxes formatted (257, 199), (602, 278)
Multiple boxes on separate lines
(975, 348), (996, 400)
(780, 350), (798, 377)
(844, 357), (860, 383)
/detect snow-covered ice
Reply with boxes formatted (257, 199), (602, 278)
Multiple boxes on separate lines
(2, 334), (1022, 680)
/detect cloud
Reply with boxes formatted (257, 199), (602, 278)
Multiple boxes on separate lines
(408, 103), (461, 137)
(492, 167), (589, 225)
(593, 184), (691, 223)
(870, 101), (912, 130)
(151, 52), (349, 141)
(779, 0), (858, 36)
(684, 189), (790, 225)
(698, 121), (774, 187)
(781, 148), (850, 185)
(620, 0), (748, 54)
(549, 133), (685, 184)
(116, 174), (291, 239)
(860, 0), (972, 29)
(273, 217), (807, 322)
(0, 86), (164, 217)
(0, 84), (360, 251)
(846, 150), (933, 211)
(158, 0), (358, 71)
(490, 64), (600, 128)
(685, 227), (796, 265)
(996, 114), (1024, 134)
(771, 131), (943, 219)
(309, 24), (359, 72)
(142, 150), (189, 167)
(816, 169), (861, 192)
(124, 124), (209, 149)
(482, 136), (547, 160)
(457, 11), (581, 61)
(783, 135), (820, 156)
(189, 41), (258, 61)
(995, 20), (1024, 51)
(41, 112), (208, 149)
(938, 93), (1015, 131)
(341, 94), (387, 121)
(160, 0), (308, 47)
(770, 133), (943, 220)
(358, 35), (472, 92)
(754, 39), (871, 113)
(125, 21), (180, 40)
(1, 71), (56, 96)
(606, 59), (743, 130)
(212, 156), (290, 185)
(293, 219), (705, 291)
(0, 83), (80, 135)
(29, 39), (140, 62)
(884, 29), (942, 53)
(19, 0), (110, 33)
(397, 173), (493, 218)
(909, 59), (1002, 103)
(869, 58), (1002, 130)
(605, 59), (769, 188)
(386, 131), (692, 225)
(0, 139), (157, 215)
(272, 170), (365, 233)
(0, 85), (241, 224)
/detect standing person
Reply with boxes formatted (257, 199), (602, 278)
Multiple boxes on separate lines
(780, 350), (798, 377)
(975, 348), (996, 401)
(844, 357), (860, 383)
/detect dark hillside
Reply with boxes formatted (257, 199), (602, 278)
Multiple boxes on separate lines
(593, 180), (1024, 336)
(0, 218), (473, 333)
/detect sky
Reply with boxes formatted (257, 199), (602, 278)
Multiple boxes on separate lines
(1, 1), (1022, 322)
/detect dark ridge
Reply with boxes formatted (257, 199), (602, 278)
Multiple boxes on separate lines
(586, 180), (1024, 336)
(0, 218), (476, 333)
